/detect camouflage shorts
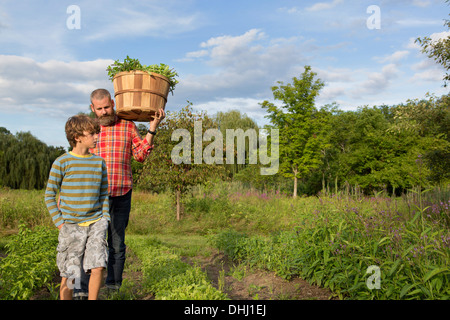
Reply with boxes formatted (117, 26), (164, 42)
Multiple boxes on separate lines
(56, 217), (109, 279)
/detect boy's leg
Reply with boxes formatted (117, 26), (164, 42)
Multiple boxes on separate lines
(88, 267), (105, 300)
(60, 277), (73, 300)
(56, 223), (86, 300)
(84, 217), (109, 300)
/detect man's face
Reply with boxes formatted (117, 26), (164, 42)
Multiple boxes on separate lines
(90, 97), (115, 126)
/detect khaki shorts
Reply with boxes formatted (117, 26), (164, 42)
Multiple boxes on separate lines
(56, 217), (108, 279)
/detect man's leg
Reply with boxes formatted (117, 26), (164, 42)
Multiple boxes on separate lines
(73, 267), (89, 300)
(106, 190), (132, 289)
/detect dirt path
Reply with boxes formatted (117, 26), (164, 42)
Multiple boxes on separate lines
(30, 247), (335, 300)
(185, 250), (335, 300)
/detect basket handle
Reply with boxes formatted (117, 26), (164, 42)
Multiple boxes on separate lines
(114, 89), (167, 101)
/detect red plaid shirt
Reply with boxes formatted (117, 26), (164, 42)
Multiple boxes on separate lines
(91, 116), (153, 197)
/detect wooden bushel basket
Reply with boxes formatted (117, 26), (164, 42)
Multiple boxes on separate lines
(113, 70), (170, 122)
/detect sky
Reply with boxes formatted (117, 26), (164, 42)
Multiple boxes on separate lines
(0, 0), (449, 148)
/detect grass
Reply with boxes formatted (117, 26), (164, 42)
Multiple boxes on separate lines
(0, 188), (53, 233)
(126, 235), (228, 300)
(0, 182), (449, 300)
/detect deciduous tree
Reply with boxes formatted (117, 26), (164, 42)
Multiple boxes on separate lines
(260, 66), (330, 197)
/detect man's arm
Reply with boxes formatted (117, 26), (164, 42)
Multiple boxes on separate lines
(132, 108), (166, 162)
(145, 108), (166, 145)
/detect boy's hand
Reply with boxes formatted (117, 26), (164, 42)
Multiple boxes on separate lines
(58, 224), (64, 230)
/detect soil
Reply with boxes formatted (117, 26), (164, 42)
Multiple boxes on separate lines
(28, 248), (335, 300)
(184, 251), (335, 300)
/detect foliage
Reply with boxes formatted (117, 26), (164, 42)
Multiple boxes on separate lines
(213, 109), (260, 177)
(211, 192), (450, 300)
(106, 55), (179, 94)
(416, 1), (450, 86)
(137, 103), (226, 219)
(126, 235), (228, 300)
(0, 224), (59, 300)
(0, 129), (65, 190)
(260, 66), (332, 197)
(0, 189), (53, 229)
(315, 94), (450, 196)
(0, 185), (449, 300)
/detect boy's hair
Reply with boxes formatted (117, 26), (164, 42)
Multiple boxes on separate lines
(65, 114), (100, 148)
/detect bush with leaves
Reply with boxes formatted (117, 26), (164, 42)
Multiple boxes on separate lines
(0, 224), (59, 300)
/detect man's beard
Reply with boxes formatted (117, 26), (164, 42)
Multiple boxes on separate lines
(98, 112), (116, 126)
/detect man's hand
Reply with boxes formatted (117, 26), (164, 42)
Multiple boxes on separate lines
(149, 108), (166, 131)
(146, 108), (165, 145)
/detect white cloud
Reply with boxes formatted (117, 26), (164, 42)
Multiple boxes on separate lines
(413, 0), (432, 7)
(0, 55), (113, 117)
(410, 69), (444, 82)
(429, 30), (450, 43)
(314, 67), (354, 83)
(320, 86), (346, 101)
(376, 50), (410, 63)
(396, 19), (443, 27)
(176, 29), (308, 103)
(84, 3), (202, 41)
(194, 97), (270, 125)
(353, 63), (400, 96)
(306, 0), (343, 12)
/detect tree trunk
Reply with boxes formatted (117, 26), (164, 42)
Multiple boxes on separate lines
(176, 189), (181, 221)
(293, 167), (298, 198)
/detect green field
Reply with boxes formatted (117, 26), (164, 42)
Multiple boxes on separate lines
(0, 182), (449, 300)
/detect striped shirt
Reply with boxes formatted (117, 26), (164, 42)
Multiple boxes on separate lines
(45, 152), (110, 228)
(90, 116), (153, 197)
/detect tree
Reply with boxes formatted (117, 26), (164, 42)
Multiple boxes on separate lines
(0, 128), (65, 189)
(137, 103), (226, 220)
(416, 0), (450, 86)
(323, 96), (449, 195)
(388, 94), (450, 185)
(260, 66), (330, 198)
(213, 110), (259, 178)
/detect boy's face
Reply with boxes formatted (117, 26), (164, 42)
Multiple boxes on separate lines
(90, 96), (115, 126)
(76, 131), (98, 149)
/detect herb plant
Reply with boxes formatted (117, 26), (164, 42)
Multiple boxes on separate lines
(106, 55), (179, 94)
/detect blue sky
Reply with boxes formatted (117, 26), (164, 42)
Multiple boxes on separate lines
(0, 0), (449, 148)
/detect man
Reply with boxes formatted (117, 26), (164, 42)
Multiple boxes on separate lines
(74, 88), (165, 299)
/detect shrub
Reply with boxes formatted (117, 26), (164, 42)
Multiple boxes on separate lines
(0, 224), (59, 300)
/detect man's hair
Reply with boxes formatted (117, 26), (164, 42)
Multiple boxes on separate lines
(65, 114), (100, 148)
(90, 88), (111, 104)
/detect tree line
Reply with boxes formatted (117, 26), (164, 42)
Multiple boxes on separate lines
(132, 69), (449, 200)
(0, 128), (65, 190)
(0, 87), (448, 199)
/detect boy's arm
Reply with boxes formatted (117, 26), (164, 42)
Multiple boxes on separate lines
(100, 160), (110, 221)
(44, 160), (64, 228)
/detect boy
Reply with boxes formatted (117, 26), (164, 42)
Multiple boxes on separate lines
(45, 114), (110, 300)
